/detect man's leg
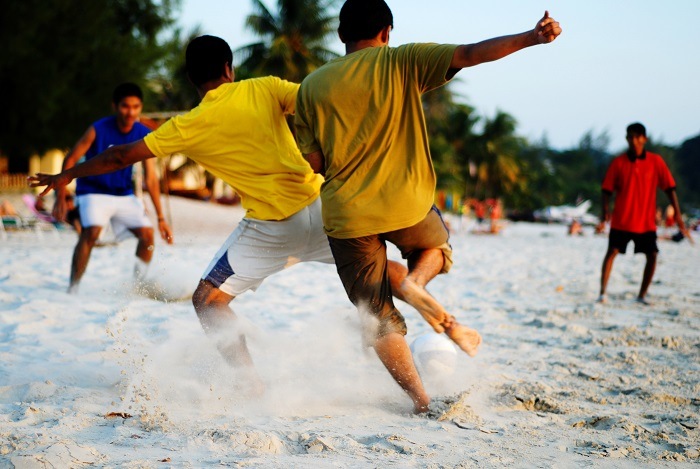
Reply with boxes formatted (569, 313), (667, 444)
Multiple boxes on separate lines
(386, 208), (481, 356)
(638, 251), (657, 303)
(388, 251), (448, 331)
(400, 249), (481, 356)
(130, 227), (155, 262)
(328, 235), (431, 412)
(373, 332), (430, 413)
(129, 227), (155, 280)
(599, 247), (619, 302)
(192, 279), (264, 395)
(69, 226), (103, 293)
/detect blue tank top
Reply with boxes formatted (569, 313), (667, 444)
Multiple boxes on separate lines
(76, 116), (151, 196)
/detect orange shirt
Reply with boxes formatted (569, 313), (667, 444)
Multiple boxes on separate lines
(602, 151), (675, 233)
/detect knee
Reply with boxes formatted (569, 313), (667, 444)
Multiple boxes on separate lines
(604, 249), (618, 262)
(371, 309), (408, 342)
(139, 228), (155, 245)
(80, 228), (102, 247)
(192, 281), (231, 316)
(192, 284), (210, 315)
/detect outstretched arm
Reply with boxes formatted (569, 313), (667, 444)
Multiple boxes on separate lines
(666, 188), (694, 245)
(52, 126), (96, 221)
(143, 158), (174, 244)
(29, 140), (155, 197)
(450, 11), (562, 71)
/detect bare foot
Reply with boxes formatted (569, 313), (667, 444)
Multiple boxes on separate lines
(413, 397), (430, 414)
(635, 296), (652, 306)
(597, 293), (607, 304)
(445, 323), (482, 357)
(400, 278), (449, 333)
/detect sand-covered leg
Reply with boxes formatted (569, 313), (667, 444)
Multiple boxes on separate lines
(373, 331), (430, 414)
(399, 277), (449, 333)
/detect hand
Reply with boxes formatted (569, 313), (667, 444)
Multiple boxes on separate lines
(676, 217), (695, 246)
(27, 172), (73, 197)
(678, 225), (695, 246)
(158, 219), (174, 244)
(534, 10), (562, 44)
(683, 228), (695, 246)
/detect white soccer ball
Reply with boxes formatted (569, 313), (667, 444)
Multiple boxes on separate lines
(410, 332), (457, 377)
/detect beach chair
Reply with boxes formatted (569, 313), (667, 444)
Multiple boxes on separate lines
(1, 214), (26, 241)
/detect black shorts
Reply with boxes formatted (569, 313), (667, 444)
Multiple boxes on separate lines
(608, 229), (658, 254)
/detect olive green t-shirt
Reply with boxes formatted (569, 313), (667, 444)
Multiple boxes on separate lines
(295, 43), (457, 238)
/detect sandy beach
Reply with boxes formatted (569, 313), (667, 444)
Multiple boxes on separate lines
(1, 194), (698, 467)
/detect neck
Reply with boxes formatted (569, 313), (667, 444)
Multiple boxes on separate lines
(197, 77), (231, 99)
(345, 38), (386, 55)
(116, 119), (134, 133)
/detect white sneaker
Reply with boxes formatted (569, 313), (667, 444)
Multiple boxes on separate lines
(597, 294), (607, 304)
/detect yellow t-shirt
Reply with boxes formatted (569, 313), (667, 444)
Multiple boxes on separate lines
(295, 43), (457, 238)
(144, 76), (322, 221)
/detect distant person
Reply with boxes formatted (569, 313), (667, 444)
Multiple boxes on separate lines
(295, 0), (561, 412)
(489, 199), (503, 234)
(568, 219), (583, 236)
(474, 200), (486, 225)
(30, 35), (411, 397)
(597, 123), (693, 305)
(49, 83), (173, 293)
(0, 200), (19, 217)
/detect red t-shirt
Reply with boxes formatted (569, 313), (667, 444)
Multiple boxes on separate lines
(602, 151), (675, 233)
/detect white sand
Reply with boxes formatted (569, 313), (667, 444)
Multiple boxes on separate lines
(1, 195), (699, 467)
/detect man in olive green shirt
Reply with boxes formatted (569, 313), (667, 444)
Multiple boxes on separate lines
(296, 0), (562, 412)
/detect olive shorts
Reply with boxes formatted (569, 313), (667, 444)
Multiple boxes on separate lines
(328, 206), (452, 338)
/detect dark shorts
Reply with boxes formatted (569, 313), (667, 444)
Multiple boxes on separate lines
(608, 229), (658, 255)
(328, 206), (452, 339)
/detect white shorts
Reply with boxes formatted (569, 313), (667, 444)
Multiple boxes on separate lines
(77, 194), (152, 236)
(203, 197), (334, 296)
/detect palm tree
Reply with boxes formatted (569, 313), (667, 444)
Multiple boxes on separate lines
(235, 0), (340, 82)
(472, 111), (526, 199)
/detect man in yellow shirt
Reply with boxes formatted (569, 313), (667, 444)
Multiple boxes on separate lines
(296, 0), (562, 412)
(30, 35), (333, 394)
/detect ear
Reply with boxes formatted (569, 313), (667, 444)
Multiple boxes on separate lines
(379, 25), (391, 44)
(223, 62), (234, 82)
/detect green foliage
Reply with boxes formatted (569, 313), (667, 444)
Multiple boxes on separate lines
(144, 26), (202, 112)
(674, 135), (700, 206)
(0, 0), (179, 171)
(235, 0), (340, 82)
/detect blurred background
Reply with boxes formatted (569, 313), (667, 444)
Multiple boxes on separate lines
(1, 0), (698, 223)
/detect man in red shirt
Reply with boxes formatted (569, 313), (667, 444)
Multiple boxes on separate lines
(598, 123), (693, 305)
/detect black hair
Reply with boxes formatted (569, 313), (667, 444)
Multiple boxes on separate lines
(186, 35), (233, 87)
(112, 82), (143, 105)
(338, 0), (393, 43)
(626, 122), (647, 137)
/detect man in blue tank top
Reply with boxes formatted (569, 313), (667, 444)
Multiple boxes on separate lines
(52, 83), (173, 293)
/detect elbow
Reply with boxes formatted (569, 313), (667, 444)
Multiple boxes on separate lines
(111, 149), (129, 169)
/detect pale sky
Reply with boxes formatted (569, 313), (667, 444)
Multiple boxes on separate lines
(178, 1), (700, 152)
